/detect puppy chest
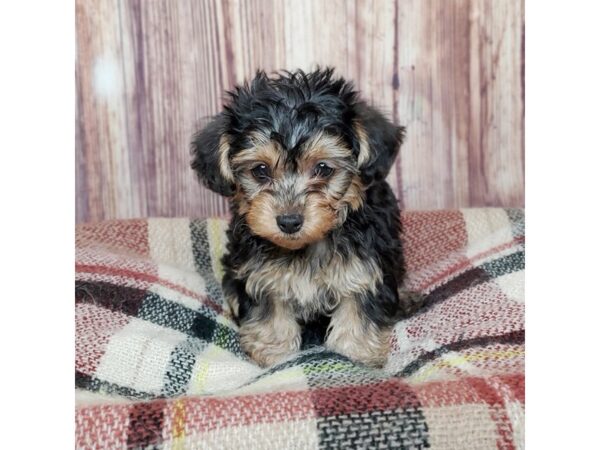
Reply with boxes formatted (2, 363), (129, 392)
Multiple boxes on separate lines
(243, 254), (382, 313)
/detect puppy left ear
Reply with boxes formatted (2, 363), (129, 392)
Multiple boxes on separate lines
(353, 103), (405, 185)
(190, 113), (235, 197)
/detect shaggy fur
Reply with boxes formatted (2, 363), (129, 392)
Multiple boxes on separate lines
(191, 68), (412, 368)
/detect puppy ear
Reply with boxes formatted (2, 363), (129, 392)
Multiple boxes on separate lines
(354, 103), (405, 185)
(191, 114), (235, 196)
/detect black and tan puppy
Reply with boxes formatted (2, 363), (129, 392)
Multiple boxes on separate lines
(192, 68), (408, 368)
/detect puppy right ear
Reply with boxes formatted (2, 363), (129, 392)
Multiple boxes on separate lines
(191, 114), (235, 197)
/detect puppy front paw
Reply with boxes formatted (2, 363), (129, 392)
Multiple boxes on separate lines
(326, 326), (391, 368)
(239, 320), (301, 367)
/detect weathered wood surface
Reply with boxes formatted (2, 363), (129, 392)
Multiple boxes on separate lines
(76, 0), (524, 222)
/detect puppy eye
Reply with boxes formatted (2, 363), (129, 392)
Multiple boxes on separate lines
(251, 163), (271, 181)
(313, 162), (334, 178)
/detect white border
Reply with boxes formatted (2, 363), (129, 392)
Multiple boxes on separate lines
(0, 2), (74, 448)
(527, 0), (600, 448)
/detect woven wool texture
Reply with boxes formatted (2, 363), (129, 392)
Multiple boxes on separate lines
(75, 209), (525, 450)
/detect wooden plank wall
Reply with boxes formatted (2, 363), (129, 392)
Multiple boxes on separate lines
(76, 0), (524, 223)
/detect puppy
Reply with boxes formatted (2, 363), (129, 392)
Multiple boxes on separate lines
(191, 68), (407, 368)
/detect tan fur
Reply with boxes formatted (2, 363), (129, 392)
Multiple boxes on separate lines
(231, 136), (282, 175)
(238, 250), (382, 320)
(217, 135), (235, 182)
(299, 132), (353, 172)
(336, 175), (365, 222)
(245, 193), (293, 246)
(239, 300), (301, 367)
(229, 129), (368, 250)
(325, 299), (391, 368)
(354, 122), (371, 168)
(300, 194), (338, 244)
(343, 176), (365, 211)
(237, 249), (386, 367)
(232, 191), (250, 215)
(223, 290), (239, 319)
(246, 190), (338, 250)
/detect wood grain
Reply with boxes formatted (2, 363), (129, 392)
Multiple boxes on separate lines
(76, 0), (524, 223)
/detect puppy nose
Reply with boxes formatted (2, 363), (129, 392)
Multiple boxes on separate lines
(276, 214), (304, 234)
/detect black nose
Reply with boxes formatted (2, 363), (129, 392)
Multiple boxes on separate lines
(276, 214), (304, 234)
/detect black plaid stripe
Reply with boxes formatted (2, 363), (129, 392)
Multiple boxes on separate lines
(190, 219), (225, 305)
(161, 320), (243, 398)
(318, 408), (430, 449)
(416, 250), (525, 315)
(479, 250), (524, 278)
(126, 399), (167, 449)
(76, 281), (243, 356)
(138, 292), (197, 333)
(75, 280), (146, 316)
(212, 321), (243, 355)
(76, 370), (156, 400)
(312, 379), (430, 449)
(396, 329), (525, 377)
(76, 280), (245, 399)
(418, 268), (490, 314)
(190, 313), (216, 340)
(161, 337), (206, 397)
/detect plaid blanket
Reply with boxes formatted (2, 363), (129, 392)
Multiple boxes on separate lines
(75, 209), (524, 450)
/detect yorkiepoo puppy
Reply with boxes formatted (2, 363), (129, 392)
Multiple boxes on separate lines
(192, 68), (416, 368)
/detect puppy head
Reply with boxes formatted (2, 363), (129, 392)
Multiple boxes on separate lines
(191, 68), (404, 250)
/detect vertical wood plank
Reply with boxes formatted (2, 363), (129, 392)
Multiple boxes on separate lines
(395, 0), (524, 209)
(396, 0), (474, 208)
(76, 0), (135, 221)
(467, 0), (524, 206)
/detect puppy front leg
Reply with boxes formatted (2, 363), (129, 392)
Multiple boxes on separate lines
(222, 273), (301, 367)
(239, 300), (302, 368)
(325, 298), (392, 368)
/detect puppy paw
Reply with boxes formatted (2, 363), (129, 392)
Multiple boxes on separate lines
(325, 324), (391, 368)
(239, 320), (301, 367)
